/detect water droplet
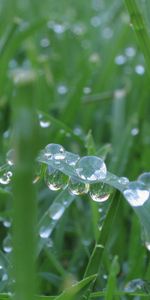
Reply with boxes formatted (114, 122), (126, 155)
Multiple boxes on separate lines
(49, 203), (65, 220)
(40, 38), (50, 48)
(45, 168), (68, 191)
(135, 64), (145, 75)
(76, 156), (107, 182)
(145, 241), (150, 251)
(3, 219), (12, 228)
(12, 69), (36, 85)
(90, 16), (101, 27)
(118, 177), (129, 185)
(57, 84), (68, 95)
(68, 177), (89, 195)
(83, 86), (91, 95)
(6, 149), (15, 166)
(3, 235), (12, 253)
(89, 52), (100, 63)
(125, 47), (136, 58)
(39, 225), (52, 239)
(131, 127), (139, 136)
(123, 182), (150, 207)
(138, 173), (150, 189)
(0, 170), (12, 185)
(89, 182), (111, 202)
(38, 114), (51, 128)
(46, 238), (53, 248)
(124, 278), (150, 293)
(65, 151), (80, 166)
(45, 143), (66, 160)
(115, 54), (126, 65)
(102, 27), (113, 39)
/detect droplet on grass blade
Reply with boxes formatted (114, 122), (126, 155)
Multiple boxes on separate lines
(45, 168), (69, 191)
(0, 170), (12, 185)
(49, 203), (65, 220)
(123, 182), (150, 207)
(3, 235), (12, 253)
(39, 226), (52, 239)
(45, 143), (66, 160)
(76, 156), (107, 182)
(89, 182), (112, 202)
(138, 173), (150, 189)
(124, 278), (150, 294)
(65, 151), (80, 166)
(68, 177), (89, 195)
(6, 149), (15, 166)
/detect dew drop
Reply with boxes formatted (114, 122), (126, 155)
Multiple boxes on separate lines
(89, 182), (111, 202)
(49, 203), (65, 220)
(118, 177), (129, 185)
(57, 84), (68, 95)
(115, 54), (126, 65)
(45, 168), (69, 191)
(145, 241), (150, 251)
(3, 235), (12, 253)
(68, 177), (89, 195)
(124, 278), (150, 293)
(65, 151), (80, 166)
(123, 182), (150, 207)
(39, 226), (52, 239)
(76, 156), (107, 182)
(6, 149), (15, 166)
(135, 64), (145, 75)
(45, 143), (66, 160)
(38, 114), (51, 128)
(0, 170), (12, 185)
(138, 173), (150, 189)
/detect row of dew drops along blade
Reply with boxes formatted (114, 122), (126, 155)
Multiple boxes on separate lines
(1, 143), (150, 207)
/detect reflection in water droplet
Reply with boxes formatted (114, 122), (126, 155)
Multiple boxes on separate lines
(65, 151), (80, 166)
(68, 177), (89, 195)
(89, 182), (111, 202)
(38, 114), (51, 128)
(49, 203), (65, 220)
(0, 170), (12, 185)
(76, 156), (107, 182)
(6, 149), (15, 166)
(118, 177), (129, 185)
(45, 143), (66, 160)
(138, 173), (150, 189)
(39, 226), (52, 239)
(3, 235), (12, 253)
(123, 182), (150, 207)
(45, 168), (68, 191)
(124, 278), (150, 293)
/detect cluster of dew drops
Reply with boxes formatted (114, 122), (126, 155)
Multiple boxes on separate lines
(0, 144), (150, 207)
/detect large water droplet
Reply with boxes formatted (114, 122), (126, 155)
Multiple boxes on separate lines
(123, 182), (150, 207)
(45, 143), (66, 160)
(49, 203), (65, 220)
(3, 235), (12, 253)
(6, 149), (15, 166)
(89, 182), (112, 202)
(39, 225), (52, 239)
(76, 156), (107, 182)
(45, 168), (69, 191)
(65, 151), (80, 166)
(138, 173), (150, 189)
(68, 177), (89, 195)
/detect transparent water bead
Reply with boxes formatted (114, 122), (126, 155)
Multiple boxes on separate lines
(6, 149), (15, 166)
(49, 203), (65, 220)
(76, 156), (107, 182)
(123, 182), (150, 207)
(124, 278), (150, 293)
(38, 114), (51, 128)
(65, 152), (80, 166)
(44, 143), (66, 160)
(0, 170), (12, 185)
(45, 168), (69, 191)
(3, 235), (12, 253)
(68, 177), (89, 195)
(145, 241), (150, 251)
(39, 225), (52, 239)
(89, 182), (111, 202)
(118, 177), (129, 185)
(138, 173), (150, 189)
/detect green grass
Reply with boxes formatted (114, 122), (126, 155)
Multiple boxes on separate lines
(0, 0), (150, 300)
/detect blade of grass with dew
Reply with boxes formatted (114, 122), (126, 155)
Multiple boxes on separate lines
(12, 72), (39, 300)
(84, 191), (120, 278)
(124, 0), (150, 76)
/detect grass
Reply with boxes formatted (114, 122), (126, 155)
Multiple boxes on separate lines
(0, 0), (150, 300)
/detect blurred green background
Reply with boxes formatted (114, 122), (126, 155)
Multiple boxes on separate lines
(0, 0), (150, 298)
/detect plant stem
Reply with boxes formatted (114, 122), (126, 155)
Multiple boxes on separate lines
(124, 0), (150, 75)
(12, 74), (39, 300)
